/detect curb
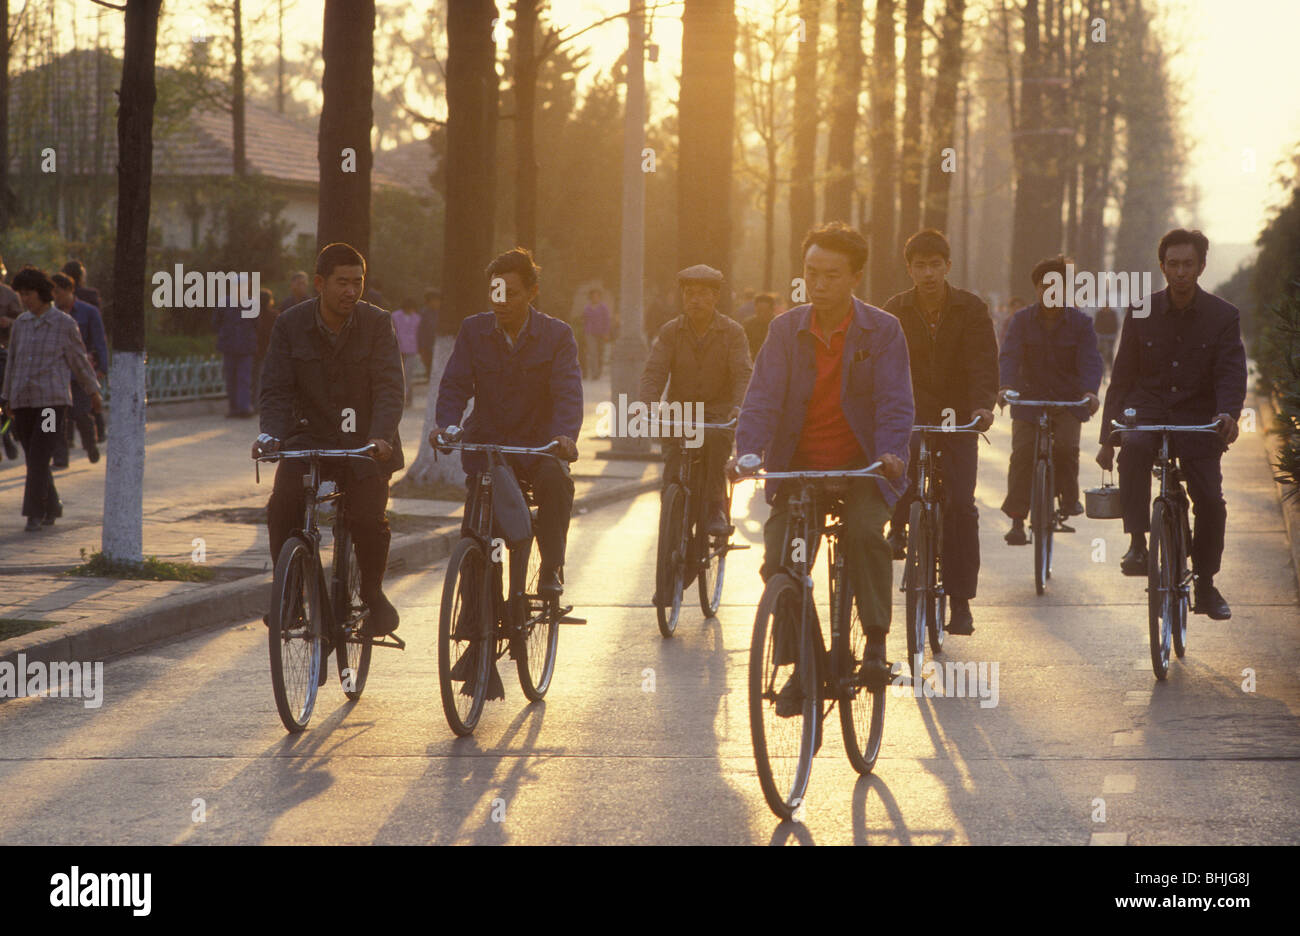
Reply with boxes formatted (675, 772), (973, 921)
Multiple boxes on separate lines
(1, 476), (658, 671)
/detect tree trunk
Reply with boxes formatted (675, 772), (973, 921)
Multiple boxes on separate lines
(897, 0), (924, 241)
(678, 0), (736, 291)
(513, 0), (539, 249)
(1009, 0), (1049, 294)
(788, 0), (820, 275)
(399, 0), (498, 489)
(922, 0), (967, 232)
(0, 0), (13, 230)
(868, 0), (897, 299)
(823, 0), (863, 223)
(102, 0), (162, 564)
(232, 0), (246, 175)
(1077, 0), (1110, 272)
(317, 0), (375, 255)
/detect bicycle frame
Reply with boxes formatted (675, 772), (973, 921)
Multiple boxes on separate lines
(657, 417), (740, 568)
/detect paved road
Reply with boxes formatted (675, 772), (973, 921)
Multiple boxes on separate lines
(1, 405), (1296, 845)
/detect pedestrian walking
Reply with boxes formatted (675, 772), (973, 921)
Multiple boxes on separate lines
(582, 288), (611, 379)
(214, 286), (258, 418)
(253, 288), (280, 410)
(393, 297), (423, 406)
(50, 273), (108, 466)
(0, 267), (102, 531)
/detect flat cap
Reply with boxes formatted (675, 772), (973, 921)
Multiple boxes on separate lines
(676, 263), (723, 285)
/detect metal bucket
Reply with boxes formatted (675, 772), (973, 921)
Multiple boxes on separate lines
(1084, 471), (1123, 519)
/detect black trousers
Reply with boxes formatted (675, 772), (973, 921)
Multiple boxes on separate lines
(13, 406), (66, 518)
(466, 457), (574, 573)
(661, 432), (730, 505)
(890, 431), (981, 600)
(54, 383), (96, 463)
(1002, 414), (1081, 519)
(266, 461), (392, 596)
(1118, 434), (1226, 579)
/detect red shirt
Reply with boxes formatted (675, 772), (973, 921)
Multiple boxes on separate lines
(791, 312), (864, 469)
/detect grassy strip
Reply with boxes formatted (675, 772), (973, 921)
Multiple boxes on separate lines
(0, 619), (60, 642)
(64, 550), (215, 582)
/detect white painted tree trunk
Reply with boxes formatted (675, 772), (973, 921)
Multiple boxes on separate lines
(102, 351), (146, 562)
(402, 337), (468, 486)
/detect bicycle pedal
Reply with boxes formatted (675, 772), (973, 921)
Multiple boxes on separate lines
(372, 634), (406, 650)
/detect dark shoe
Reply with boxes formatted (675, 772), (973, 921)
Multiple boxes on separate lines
(52, 459), (68, 469)
(1069, 500), (1084, 516)
(773, 674), (804, 717)
(1005, 521), (1028, 546)
(538, 566), (563, 597)
(947, 597), (974, 635)
(857, 634), (892, 690)
(42, 501), (63, 526)
(360, 588), (400, 636)
(707, 505), (730, 537)
(1192, 583), (1231, 620)
(887, 528), (907, 560)
(1120, 543), (1149, 577)
(86, 440), (100, 463)
(24, 517), (41, 532)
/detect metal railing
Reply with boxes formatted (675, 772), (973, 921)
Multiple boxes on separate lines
(101, 354), (227, 404)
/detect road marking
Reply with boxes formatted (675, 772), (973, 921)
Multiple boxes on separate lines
(1089, 832), (1128, 846)
(1103, 774), (1136, 793)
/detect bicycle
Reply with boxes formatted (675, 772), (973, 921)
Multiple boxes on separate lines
(1108, 409), (1220, 680)
(254, 444), (406, 734)
(432, 431), (585, 736)
(900, 418), (982, 676)
(652, 416), (750, 637)
(734, 455), (890, 820)
(1001, 391), (1092, 595)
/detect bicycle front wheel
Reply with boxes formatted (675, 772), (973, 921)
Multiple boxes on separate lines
(903, 501), (928, 676)
(1032, 459), (1050, 595)
(749, 573), (817, 820)
(439, 537), (492, 735)
(1148, 501), (1174, 680)
(333, 529), (372, 701)
(697, 496), (728, 618)
(834, 574), (886, 775)
(656, 483), (687, 638)
(269, 536), (324, 733)
(517, 537), (559, 701)
(929, 499), (945, 655)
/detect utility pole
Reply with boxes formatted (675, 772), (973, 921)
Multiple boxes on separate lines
(604, 1), (650, 459)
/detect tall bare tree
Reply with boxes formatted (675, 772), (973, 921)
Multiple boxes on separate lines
(678, 0), (736, 285)
(788, 0), (820, 273)
(922, 0), (968, 231)
(400, 0), (499, 490)
(868, 0), (898, 298)
(97, 0), (162, 563)
(897, 0), (924, 240)
(512, 0), (539, 249)
(822, 0), (862, 223)
(316, 0), (375, 255)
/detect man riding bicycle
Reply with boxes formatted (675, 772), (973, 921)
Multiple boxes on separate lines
(254, 242), (406, 636)
(998, 254), (1103, 545)
(434, 247), (583, 597)
(638, 263), (753, 543)
(882, 228), (998, 635)
(1097, 229), (1246, 620)
(730, 222), (912, 690)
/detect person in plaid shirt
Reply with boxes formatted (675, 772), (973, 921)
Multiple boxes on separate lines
(0, 267), (102, 531)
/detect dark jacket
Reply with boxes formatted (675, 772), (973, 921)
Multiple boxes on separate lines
(736, 297), (915, 507)
(1099, 286), (1247, 456)
(259, 298), (406, 475)
(883, 285), (998, 425)
(638, 311), (752, 421)
(213, 305), (258, 356)
(436, 306), (583, 474)
(75, 285), (101, 309)
(67, 299), (109, 374)
(999, 303), (1103, 422)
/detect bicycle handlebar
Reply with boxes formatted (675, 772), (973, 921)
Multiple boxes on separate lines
(435, 438), (575, 462)
(912, 418), (982, 433)
(1001, 390), (1092, 408)
(256, 443), (378, 462)
(734, 460), (886, 482)
(654, 417), (738, 431)
(1109, 421), (1221, 433)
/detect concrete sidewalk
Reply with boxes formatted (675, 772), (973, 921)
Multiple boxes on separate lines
(0, 373), (659, 667)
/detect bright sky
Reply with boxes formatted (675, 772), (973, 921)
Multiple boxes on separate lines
(70, 0), (1300, 246)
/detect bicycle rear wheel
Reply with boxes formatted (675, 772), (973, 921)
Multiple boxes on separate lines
(656, 483), (687, 638)
(1148, 501), (1174, 680)
(517, 536), (559, 701)
(903, 501), (929, 676)
(834, 573), (885, 775)
(268, 536), (324, 733)
(438, 537), (491, 735)
(749, 573), (816, 820)
(1172, 506), (1190, 659)
(1032, 460), (1050, 595)
(929, 499), (945, 655)
(332, 528), (372, 701)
